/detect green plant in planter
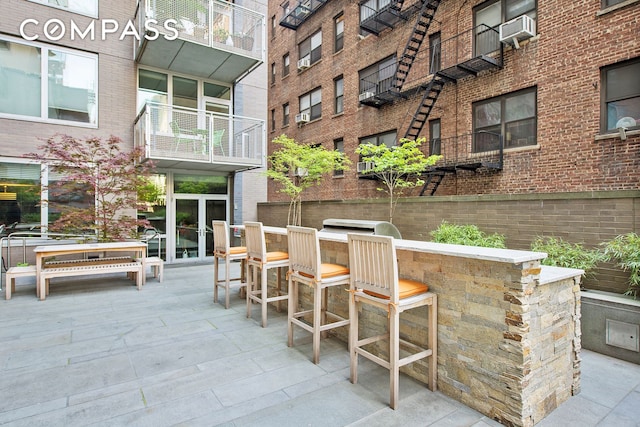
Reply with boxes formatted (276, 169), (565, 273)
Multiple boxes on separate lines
(430, 221), (506, 248)
(602, 233), (640, 298)
(531, 236), (605, 280)
(212, 28), (230, 43)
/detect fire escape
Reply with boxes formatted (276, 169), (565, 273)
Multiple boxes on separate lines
(280, 0), (331, 30)
(358, 0), (505, 195)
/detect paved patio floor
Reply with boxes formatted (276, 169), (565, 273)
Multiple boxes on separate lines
(1, 262), (639, 426)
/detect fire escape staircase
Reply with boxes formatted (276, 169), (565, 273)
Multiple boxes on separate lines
(390, 0), (441, 95)
(403, 73), (448, 141)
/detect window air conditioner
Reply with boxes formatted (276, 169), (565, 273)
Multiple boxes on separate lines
(293, 167), (308, 177)
(357, 161), (375, 173)
(297, 57), (311, 70)
(499, 14), (536, 47)
(295, 113), (310, 123)
(358, 91), (375, 102)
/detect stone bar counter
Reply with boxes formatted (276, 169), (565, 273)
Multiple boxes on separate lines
(257, 226), (583, 426)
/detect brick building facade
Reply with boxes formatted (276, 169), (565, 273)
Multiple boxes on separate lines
(266, 0), (640, 203)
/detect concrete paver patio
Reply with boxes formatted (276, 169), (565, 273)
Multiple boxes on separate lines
(1, 262), (639, 426)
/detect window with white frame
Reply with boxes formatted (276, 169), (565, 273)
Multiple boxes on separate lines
(299, 30), (322, 66)
(0, 36), (98, 126)
(283, 103), (290, 127)
(473, 87), (537, 152)
(335, 13), (344, 52)
(602, 58), (640, 132)
(29, 0), (98, 17)
(334, 76), (344, 114)
(299, 87), (322, 120)
(474, 0), (537, 55)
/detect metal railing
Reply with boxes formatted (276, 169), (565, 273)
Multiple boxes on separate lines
(134, 0), (264, 62)
(134, 102), (265, 167)
(431, 131), (503, 170)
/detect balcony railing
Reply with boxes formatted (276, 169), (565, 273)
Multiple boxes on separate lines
(134, 102), (265, 170)
(430, 131), (503, 172)
(134, 0), (264, 81)
(280, 0), (330, 30)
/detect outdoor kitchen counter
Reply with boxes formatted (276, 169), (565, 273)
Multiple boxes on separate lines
(258, 225), (582, 427)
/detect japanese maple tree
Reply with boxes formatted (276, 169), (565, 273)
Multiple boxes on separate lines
(25, 134), (154, 241)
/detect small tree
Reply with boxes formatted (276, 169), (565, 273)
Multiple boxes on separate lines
(266, 134), (350, 226)
(356, 137), (440, 223)
(25, 134), (154, 241)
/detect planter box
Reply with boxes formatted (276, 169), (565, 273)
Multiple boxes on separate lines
(581, 289), (640, 364)
(231, 35), (254, 51)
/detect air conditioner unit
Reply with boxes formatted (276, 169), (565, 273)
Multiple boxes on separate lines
(358, 91), (375, 102)
(499, 15), (536, 47)
(295, 113), (310, 123)
(293, 167), (308, 177)
(357, 161), (375, 173)
(297, 57), (310, 70)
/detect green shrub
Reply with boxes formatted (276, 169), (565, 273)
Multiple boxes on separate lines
(430, 221), (506, 248)
(602, 233), (640, 297)
(531, 236), (605, 280)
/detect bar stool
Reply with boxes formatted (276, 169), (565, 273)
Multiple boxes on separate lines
(244, 221), (289, 327)
(347, 233), (437, 410)
(212, 220), (247, 309)
(287, 226), (350, 364)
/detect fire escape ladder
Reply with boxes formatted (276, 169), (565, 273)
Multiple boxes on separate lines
(419, 171), (445, 196)
(403, 74), (447, 141)
(391, 0), (441, 94)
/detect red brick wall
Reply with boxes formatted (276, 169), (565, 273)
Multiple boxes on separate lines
(267, 0), (640, 203)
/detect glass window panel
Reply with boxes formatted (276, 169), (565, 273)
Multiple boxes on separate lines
(475, 100), (501, 127)
(506, 118), (536, 147)
(607, 97), (640, 130)
(476, 1), (501, 29)
(47, 50), (97, 124)
(173, 76), (198, 109)
(606, 62), (640, 101)
(506, 0), (535, 20)
(300, 94), (310, 111)
(139, 70), (167, 92)
(0, 41), (41, 117)
(379, 131), (397, 147)
(311, 88), (321, 105)
(474, 127), (502, 152)
(0, 162), (40, 227)
(204, 82), (230, 99)
(174, 174), (228, 195)
(311, 31), (322, 49)
(335, 78), (343, 96)
(505, 91), (535, 122)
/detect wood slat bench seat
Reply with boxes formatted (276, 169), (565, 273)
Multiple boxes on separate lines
(40, 260), (143, 300)
(5, 265), (37, 300)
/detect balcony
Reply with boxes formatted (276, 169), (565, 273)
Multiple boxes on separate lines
(134, 0), (264, 83)
(429, 131), (503, 172)
(134, 102), (265, 172)
(359, 0), (411, 36)
(279, 0), (330, 30)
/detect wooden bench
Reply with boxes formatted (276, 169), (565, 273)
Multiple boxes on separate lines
(39, 257), (143, 300)
(5, 265), (37, 300)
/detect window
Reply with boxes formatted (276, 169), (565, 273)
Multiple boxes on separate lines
(473, 87), (537, 152)
(283, 53), (290, 77)
(283, 103), (290, 127)
(359, 130), (397, 148)
(602, 59), (640, 132)
(474, 0), (536, 55)
(299, 87), (322, 120)
(299, 30), (322, 66)
(429, 33), (441, 74)
(335, 14), (344, 52)
(429, 119), (441, 155)
(334, 138), (344, 176)
(271, 109), (276, 131)
(29, 0), (98, 17)
(271, 15), (276, 34)
(359, 56), (396, 95)
(602, 0), (628, 6)
(334, 76), (344, 114)
(271, 62), (276, 85)
(0, 36), (98, 126)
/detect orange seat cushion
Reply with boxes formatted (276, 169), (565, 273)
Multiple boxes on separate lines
(266, 251), (289, 262)
(227, 246), (246, 255)
(363, 279), (428, 300)
(320, 263), (349, 278)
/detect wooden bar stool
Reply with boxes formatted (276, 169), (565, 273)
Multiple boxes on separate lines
(347, 233), (437, 410)
(287, 226), (350, 364)
(212, 220), (247, 309)
(244, 221), (289, 327)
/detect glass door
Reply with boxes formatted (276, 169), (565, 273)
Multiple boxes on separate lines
(174, 196), (226, 261)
